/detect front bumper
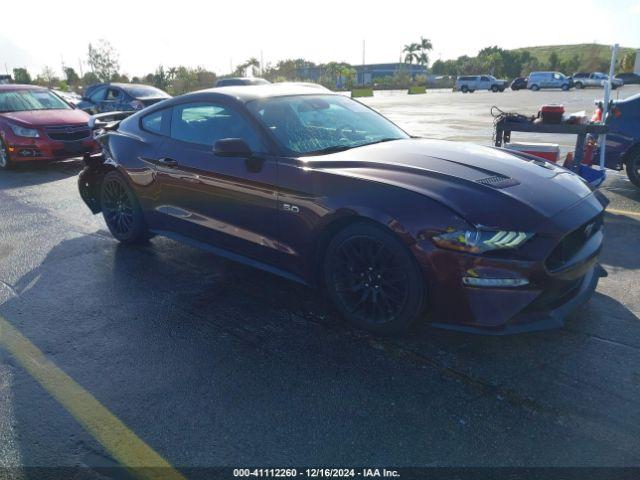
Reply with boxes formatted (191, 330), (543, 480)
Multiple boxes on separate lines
(429, 263), (604, 335)
(6, 137), (99, 163)
(415, 194), (606, 335)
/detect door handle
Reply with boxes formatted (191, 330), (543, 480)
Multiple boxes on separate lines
(157, 157), (178, 167)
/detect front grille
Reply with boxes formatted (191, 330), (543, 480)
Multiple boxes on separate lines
(45, 125), (91, 142)
(545, 213), (603, 271)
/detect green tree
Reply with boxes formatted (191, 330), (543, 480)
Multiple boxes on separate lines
(63, 67), (80, 86)
(561, 54), (581, 75)
(620, 51), (636, 72)
(81, 71), (100, 87)
(12, 68), (31, 84)
(36, 66), (58, 88)
(548, 51), (560, 70)
(87, 39), (120, 82)
(403, 43), (419, 64)
(234, 57), (260, 76)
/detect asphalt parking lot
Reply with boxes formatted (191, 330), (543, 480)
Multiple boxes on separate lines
(1, 87), (640, 477)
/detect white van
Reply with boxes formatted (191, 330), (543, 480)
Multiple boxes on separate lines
(527, 72), (572, 91)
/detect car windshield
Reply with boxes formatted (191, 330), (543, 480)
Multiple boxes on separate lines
(247, 94), (409, 155)
(123, 85), (169, 99)
(0, 89), (71, 112)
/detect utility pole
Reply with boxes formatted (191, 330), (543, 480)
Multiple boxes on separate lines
(78, 58), (83, 78)
(361, 39), (366, 86)
(260, 50), (264, 76)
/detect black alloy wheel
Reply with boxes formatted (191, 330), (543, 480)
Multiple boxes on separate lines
(100, 171), (150, 243)
(627, 149), (640, 188)
(324, 223), (425, 334)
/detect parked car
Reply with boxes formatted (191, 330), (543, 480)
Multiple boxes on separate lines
(572, 72), (622, 89)
(454, 75), (507, 93)
(53, 89), (82, 106)
(597, 92), (640, 187)
(79, 84), (606, 335)
(510, 77), (528, 90)
(0, 85), (99, 170)
(614, 72), (640, 85)
(214, 77), (270, 87)
(527, 71), (572, 91)
(77, 83), (170, 114)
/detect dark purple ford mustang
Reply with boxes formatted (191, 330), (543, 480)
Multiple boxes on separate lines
(79, 84), (607, 334)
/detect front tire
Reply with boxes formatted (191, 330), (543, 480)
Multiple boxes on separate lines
(323, 222), (426, 334)
(100, 171), (150, 243)
(530, 84), (540, 91)
(0, 139), (13, 170)
(491, 85), (499, 92)
(626, 149), (640, 188)
(461, 85), (468, 93)
(561, 83), (570, 91)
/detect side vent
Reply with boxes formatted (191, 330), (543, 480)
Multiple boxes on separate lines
(476, 175), (520, 189)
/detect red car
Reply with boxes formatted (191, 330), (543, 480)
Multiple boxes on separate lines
(0, 84), (99, 170)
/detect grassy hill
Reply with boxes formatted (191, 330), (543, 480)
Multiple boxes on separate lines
(510, 43), (636, 73)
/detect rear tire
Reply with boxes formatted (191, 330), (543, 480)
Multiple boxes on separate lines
(626, 149), (640, 188)
(0, 139), (13, 170)
(100, 171), (150, 243)
(575, 82), (584, 89)
(530, 84), (540, 91)
(491, 85), (499, 92)
(323, 222), (426, 335)
(461, 85), (468, 93)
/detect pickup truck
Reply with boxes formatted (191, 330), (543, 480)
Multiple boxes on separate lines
(454, 75), (508, 93)
(572, 72), (623, 89)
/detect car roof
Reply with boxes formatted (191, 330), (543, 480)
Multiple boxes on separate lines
(176, 83), (340, 104)
(0, 84), (48, 91)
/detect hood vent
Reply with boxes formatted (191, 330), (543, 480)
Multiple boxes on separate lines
(476, 175), (520, 189)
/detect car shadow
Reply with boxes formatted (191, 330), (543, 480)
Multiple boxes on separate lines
(2, 232), (640, 468)
(601, 210), (640, 270)
(0, 158), (84, 188)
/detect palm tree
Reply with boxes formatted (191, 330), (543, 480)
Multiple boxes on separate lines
(403, 43), (419, 64)
(417, 37), (433, 68)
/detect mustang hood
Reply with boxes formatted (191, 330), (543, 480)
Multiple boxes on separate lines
(2, 109), (91, 127)
(305, 138), (596, 231)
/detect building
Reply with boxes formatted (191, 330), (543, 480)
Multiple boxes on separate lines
(355, 63), (428, 85)
(295, 63), (428, 87)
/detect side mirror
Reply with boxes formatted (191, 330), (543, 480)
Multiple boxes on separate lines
(213, 138), (252, 157)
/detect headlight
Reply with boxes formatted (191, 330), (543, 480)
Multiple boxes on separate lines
(432, 229), (533, 253)
(10, 124), (40, 138)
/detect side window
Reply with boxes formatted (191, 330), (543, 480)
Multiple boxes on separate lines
(170, 102), (262, 151)
(141, 109), (166, 135)
(89, 87), (107, 103)
(105, 88), (122, 101)
(480, 76), (489, 81)
(553, 73), (561, 80)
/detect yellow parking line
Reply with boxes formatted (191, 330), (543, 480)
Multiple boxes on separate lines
(606, 208), (640, 218)
(0, 316), (186, 480)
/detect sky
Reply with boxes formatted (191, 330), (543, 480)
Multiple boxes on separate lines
(1, 0), (639, 78)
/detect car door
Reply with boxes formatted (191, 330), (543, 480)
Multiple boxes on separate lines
(99, 87), (124, 112)
(85, 86), (107, 113)
(479, 76), (490, 90)
(151, 100), (281, 264)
